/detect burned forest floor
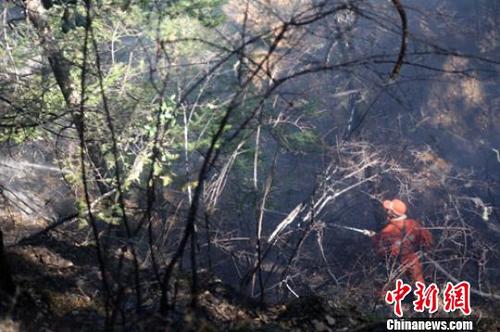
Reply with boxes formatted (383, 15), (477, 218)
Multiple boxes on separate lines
(1, 213), (500, 332)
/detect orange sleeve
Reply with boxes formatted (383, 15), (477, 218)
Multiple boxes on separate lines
(373, 224), (401, 256)
(420, 227), (433, 248)
(412, 220), (433, 248)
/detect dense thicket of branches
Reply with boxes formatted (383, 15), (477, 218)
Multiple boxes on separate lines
(0, 0), (498, 330)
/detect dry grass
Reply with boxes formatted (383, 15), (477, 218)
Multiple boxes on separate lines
(0, 319), (20, 332)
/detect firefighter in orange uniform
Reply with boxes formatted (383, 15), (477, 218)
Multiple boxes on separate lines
(372, 199), (433, 284)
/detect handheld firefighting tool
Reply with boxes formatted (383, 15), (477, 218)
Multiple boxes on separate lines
(333, 224), (376, 237)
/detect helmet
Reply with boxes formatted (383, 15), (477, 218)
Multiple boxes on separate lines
(383, 199), (407, 216)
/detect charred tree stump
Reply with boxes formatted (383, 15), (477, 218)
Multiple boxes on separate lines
(0, 230), (15, 297)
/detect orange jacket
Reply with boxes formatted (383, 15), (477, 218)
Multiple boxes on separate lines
(373, 218), (433, 283)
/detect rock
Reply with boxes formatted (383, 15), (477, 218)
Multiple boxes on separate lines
(312, 319), (330, 332)
(325, 314), (336, 326)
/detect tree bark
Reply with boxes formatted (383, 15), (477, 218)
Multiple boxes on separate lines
(0, 230), (15, 297)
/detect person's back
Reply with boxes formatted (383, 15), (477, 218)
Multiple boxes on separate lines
(372, 199), (433, 284)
